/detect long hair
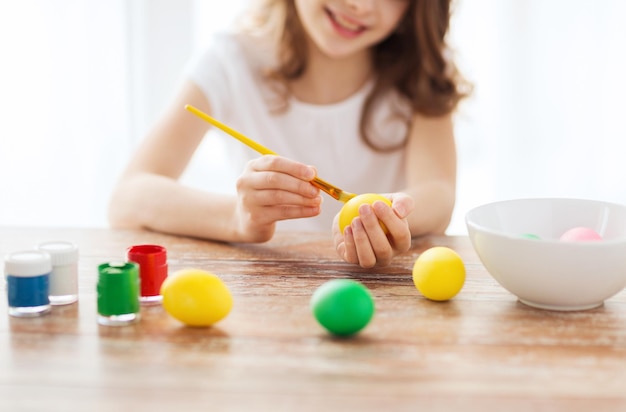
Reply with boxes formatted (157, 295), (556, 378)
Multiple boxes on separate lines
(241, 0), (470, 152)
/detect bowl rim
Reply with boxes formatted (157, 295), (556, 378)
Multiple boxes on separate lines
(464, 197), (626, 245)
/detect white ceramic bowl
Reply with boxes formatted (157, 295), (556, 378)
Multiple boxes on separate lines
(465, 198), (626, 311)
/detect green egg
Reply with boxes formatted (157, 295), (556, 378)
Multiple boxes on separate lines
(310, 279), (374, 337)
(521, 233), (541, 240)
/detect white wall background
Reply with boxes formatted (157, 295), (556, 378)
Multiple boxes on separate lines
(1, 0), (625, 235)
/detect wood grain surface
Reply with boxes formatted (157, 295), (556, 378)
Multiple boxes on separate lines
(1, 227), (626, 412)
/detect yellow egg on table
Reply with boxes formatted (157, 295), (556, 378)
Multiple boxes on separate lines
(412, 247), (465, 301)
(339, 193), (392, 233)
(160, 269), (233, 327)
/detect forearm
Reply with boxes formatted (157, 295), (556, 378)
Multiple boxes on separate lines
(403, 179), (456, 236)
(108, 173), (241, 242)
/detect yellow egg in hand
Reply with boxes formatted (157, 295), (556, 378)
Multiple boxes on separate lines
(339, 193), (392, 234)
(412, 247), (465, 301)
(161, 269), (233, 327)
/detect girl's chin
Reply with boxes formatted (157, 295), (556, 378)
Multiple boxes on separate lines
(317, 45), (359, 59)
(317, 39), (371, 60)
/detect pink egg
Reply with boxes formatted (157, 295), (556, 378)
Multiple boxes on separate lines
(559, 227), (602, 242)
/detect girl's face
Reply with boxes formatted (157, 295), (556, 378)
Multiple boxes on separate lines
(294, 0), (410, 59)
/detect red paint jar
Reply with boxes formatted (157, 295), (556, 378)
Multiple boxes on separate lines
(127, 245), (168, 304)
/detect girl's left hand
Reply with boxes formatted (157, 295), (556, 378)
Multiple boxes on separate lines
(333, 193), (414, 268)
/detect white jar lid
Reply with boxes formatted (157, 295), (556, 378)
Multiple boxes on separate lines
(36, 241), (79, 265)
(4, 250), (52, 277)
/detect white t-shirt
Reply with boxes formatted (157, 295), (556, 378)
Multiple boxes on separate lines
(186, 31), (409, 232)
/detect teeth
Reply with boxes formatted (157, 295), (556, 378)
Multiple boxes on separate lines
(333, 12), (361, 31)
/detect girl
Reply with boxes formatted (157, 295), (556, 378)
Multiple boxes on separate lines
(108, 0), (469, 268)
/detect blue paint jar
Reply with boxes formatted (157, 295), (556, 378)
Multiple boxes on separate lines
(4, 250), (52, 317)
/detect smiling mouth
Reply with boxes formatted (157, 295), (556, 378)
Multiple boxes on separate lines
(325, 7), (367, 34)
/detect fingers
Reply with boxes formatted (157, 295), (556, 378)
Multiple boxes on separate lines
(351, 220), (381, 268)
(372, 200), (411, 252)
(356, 204), (393, 267)
(236, 156), (322, 229)
(238, 156), (321, 208)
(334, 195), (414, 268)
(338, 219), (390, 268)
(247, 155), (319, 197)
(388, 192), (414, 219)
(245, 188), (322, 208)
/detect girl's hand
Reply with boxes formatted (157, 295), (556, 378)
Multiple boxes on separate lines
(234, 155), (322, 242)
(333, 193), (414, 268)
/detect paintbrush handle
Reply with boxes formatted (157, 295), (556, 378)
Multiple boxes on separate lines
(184, 104), (356, 203)
(185, 105), (277, 156)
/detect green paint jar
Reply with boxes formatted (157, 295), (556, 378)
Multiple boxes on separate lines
(97, 262), (140, 326)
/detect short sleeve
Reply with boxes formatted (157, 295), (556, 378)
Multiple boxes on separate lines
(183, 33), (236, 121)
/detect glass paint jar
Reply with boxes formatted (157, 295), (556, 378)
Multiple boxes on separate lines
(36, 241), (79, 305)
(127, 244), (168, 304)
(4, 250), (52, 317)
(97, 262), (140, 326)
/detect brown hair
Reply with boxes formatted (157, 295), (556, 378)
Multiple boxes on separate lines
(241, 0), (470, 151)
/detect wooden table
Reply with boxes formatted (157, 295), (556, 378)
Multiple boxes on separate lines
(1, 227), (626, 411)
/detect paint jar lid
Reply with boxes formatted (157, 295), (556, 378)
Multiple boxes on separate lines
(127, 245), (167, 266)
(36, 241), (79, 266)
(4, 250), (52, 277)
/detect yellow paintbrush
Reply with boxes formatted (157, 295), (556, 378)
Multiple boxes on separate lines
(185, 104), (356, 203)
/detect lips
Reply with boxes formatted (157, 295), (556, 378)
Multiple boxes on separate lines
(325, 7), (367, 36)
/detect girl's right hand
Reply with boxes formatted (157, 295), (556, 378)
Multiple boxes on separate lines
(233, 155), (322, 242)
